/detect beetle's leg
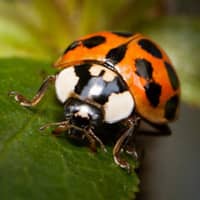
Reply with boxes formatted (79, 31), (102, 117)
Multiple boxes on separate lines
(40, 121), (87, 143)
(124, 143), (138, 160)
(39, 121), (69, 135)
(86, 128), (107, 152)
(122, 117), (141, 160)
(113, 115), (140, 172)
(52, 123), (85, 141)
(40, 122), (98, 152)
(9, 75), (56, 107)
(84, 131), (97, 152)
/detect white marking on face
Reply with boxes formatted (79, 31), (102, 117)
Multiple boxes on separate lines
(55, 67), (79, 103)
(89, 64), (116, 82)
(74, 105), (90, 119)
(104, 91), (134, 123)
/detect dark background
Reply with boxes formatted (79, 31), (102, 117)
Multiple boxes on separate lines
(137, 103), (200, 199)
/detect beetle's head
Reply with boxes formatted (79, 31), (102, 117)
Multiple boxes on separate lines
(64, 97), (104, 129)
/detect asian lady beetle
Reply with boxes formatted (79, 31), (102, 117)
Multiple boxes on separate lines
(10, 31), (180, 172)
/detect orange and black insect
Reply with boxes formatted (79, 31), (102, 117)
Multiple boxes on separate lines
(10, 31), (180, 172)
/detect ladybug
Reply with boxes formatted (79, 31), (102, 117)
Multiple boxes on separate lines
(10, 31), (180, 172)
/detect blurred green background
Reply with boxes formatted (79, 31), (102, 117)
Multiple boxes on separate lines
(0, 0), (199, 105)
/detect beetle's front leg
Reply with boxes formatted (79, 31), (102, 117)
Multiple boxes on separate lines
(9, 75), (56, 107)
(40, 121), (69, 135)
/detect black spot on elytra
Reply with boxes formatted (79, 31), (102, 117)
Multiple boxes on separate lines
(138, 39), (162, 59)
(164, 61), (179, 90)
(82, 36), (106, 48)
(63, 40), (80, 54)
(164, 95), (179, 120)
(112, 32), (133, 37)
(105, 43), (128, 65)
(144, 82), (161, 107)
(135, 58), (153, 80)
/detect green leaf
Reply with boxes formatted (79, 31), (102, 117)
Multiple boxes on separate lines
(0, 58), (139, 200)
(138, 16), (200, 106)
